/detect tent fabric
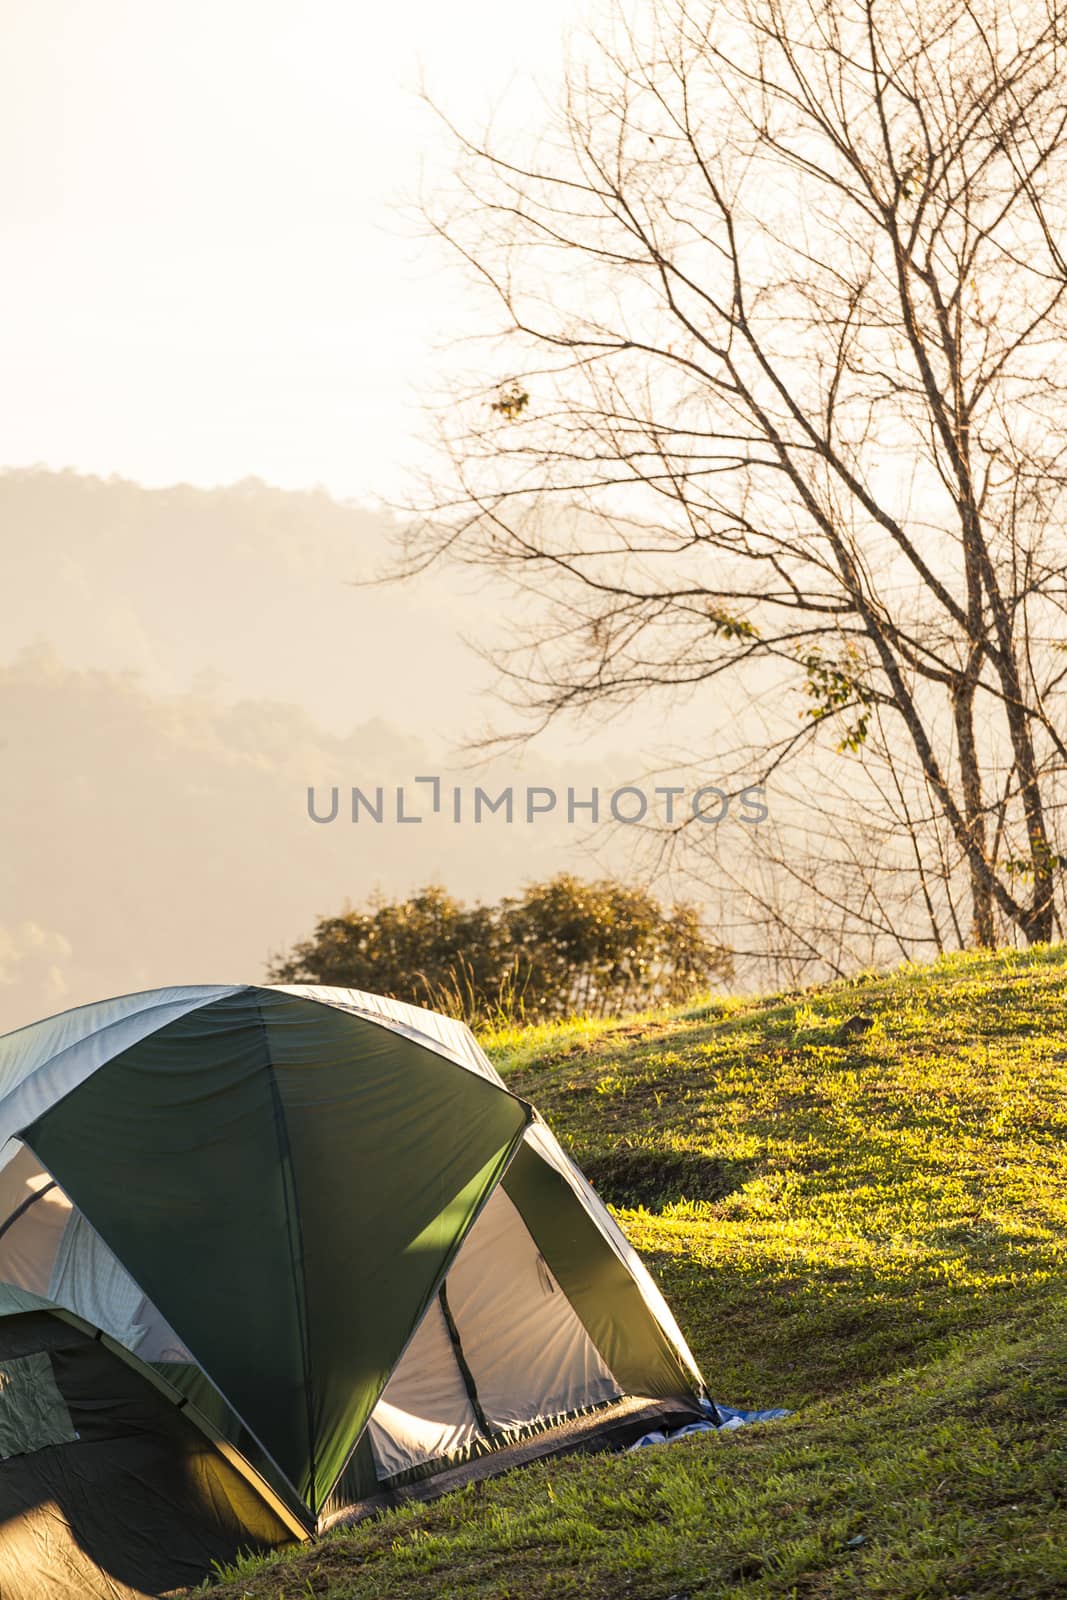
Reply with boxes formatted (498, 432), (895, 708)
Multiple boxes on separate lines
(0, 983), (707, 1593)
(367, 1296), (483, 1480)
(0, 1350), (78, 1457)
(48, 1212), (148, 1351)
(500, 1136), (699, 1402)
(518, 1121), (704, 1393)
(0, 1143), (194, 1366)
(0, 987), (243, 1150)
(441, 1183), (620, 1430)
(363, 1180), (623, 1485)
(0, 1285), (309, 1540)
(273, 984), (499, 1083)
(296, 988), (704, 1400)
(0, 1142), (71, 1298)
(21, 987), (531, 1513)
(0, 1310), (293, 1600)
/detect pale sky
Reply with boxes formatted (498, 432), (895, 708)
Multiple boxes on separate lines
(0, 1), (778, 1032)
(0, 0), (584, 502)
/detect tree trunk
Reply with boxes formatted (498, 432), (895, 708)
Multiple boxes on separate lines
(953, 679), (995, 946)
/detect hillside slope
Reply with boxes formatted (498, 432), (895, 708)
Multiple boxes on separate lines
(198, 947), (1067, 1599)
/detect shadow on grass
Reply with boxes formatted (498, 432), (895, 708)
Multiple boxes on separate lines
(579, 1148), (746, 1210)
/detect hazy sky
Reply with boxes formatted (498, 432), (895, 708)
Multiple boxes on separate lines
(0, 2), (776, 1031)
(0, 0), (585, 502)
(0, 473), (757, 1033)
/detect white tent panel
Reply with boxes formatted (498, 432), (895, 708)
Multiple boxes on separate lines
(0, 986), (241, 1149)
(0, 1140), (71, 1296)
(48, 1211), (149, 1350)
(368, 1296), (483, 1480)
(0, 1138), (192, 1361)
(522, 1120), (703, 1392)
(445, 1185), (621, 1430)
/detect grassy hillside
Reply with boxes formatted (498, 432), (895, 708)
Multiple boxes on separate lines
(198, 947), (1067, 1599)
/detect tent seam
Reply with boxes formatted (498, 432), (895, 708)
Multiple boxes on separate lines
(437, 1280), (493, 1439)
(256, 1000), (320, 1521)
(0, 1179), (57, 1243)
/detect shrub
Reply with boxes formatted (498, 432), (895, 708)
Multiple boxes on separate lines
(267, 874), (731, 1024)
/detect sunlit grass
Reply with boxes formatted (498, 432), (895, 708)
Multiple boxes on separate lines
(194, 944), (1067, 1599)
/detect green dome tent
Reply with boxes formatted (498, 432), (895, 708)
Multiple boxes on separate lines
(0, 984), (705, 1597)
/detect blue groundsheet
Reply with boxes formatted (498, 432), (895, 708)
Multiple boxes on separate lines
(628, 1398), (791, 1450)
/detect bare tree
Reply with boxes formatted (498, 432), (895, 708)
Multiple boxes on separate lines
(399, 0), (1067, 958)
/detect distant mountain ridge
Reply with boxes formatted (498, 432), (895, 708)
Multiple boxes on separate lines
(0, 467), (492, 739)
(0, 469), (741, 1034)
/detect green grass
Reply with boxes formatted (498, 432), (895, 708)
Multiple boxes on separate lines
(195, 946), (1067, 1599)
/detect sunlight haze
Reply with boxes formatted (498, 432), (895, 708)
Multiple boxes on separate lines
(0, 0), (582, 500)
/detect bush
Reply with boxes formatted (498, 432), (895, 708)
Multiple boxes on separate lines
(267, 874), (731, 1024)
